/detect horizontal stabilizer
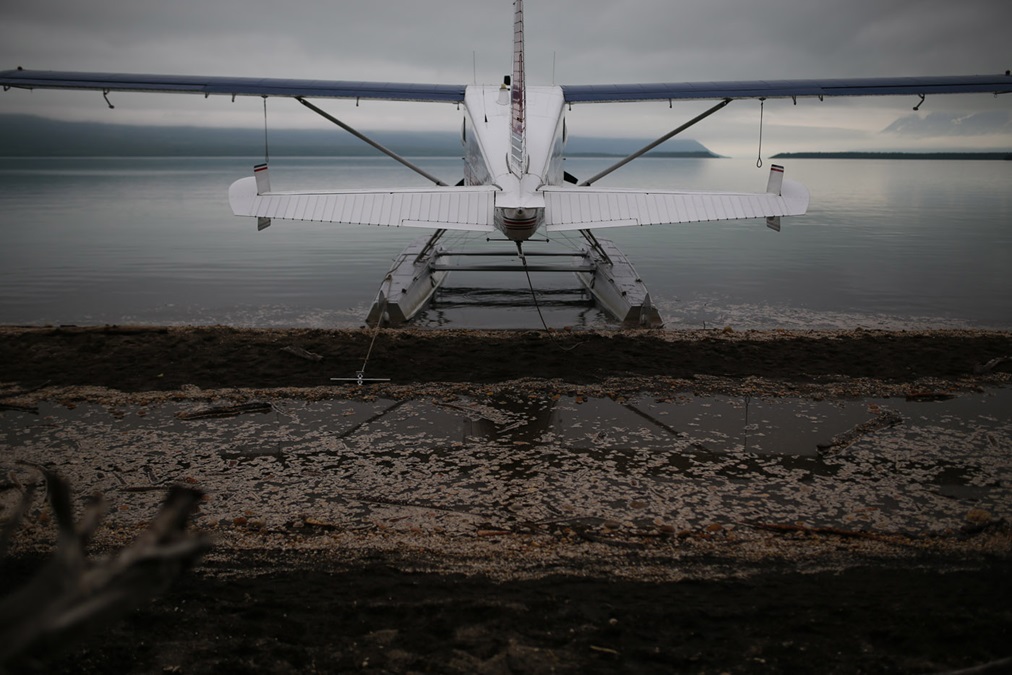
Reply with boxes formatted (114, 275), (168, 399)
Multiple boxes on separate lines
(543, 176), (809, 231)
(228, 173), (496, 232)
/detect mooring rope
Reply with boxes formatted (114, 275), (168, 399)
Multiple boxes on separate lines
(330, 275), (393, 386)
(262, 96), (270, 165)
(517, 243), (582, 352)
(358, 274), (393, 377)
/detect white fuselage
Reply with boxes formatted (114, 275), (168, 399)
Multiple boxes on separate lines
(462, 84), (567, 241)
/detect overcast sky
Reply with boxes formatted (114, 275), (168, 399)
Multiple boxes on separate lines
(2, 0), (1009, 157)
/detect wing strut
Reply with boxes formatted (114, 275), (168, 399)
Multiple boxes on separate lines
(296, 97), (448, 186)
(579, 98), (731, 186)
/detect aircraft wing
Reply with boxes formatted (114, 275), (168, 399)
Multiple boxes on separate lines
(0, 69), (465, 103)
(562, 73), (1011, 103)
(541, 178), (809, 231)
(5, 69), (1005, 105)
(228, 173), (496, 232)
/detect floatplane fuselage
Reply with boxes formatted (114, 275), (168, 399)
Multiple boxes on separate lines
(462, 84), (565, 243)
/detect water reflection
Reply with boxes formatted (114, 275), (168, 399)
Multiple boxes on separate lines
(3, 388), (1009, 534)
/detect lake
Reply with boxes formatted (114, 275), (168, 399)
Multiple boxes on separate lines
(0, 155), (1009, 330)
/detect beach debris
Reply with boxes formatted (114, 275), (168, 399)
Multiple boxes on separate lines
(118, 466), (169, 492)
(957, 509), (1008, 539)
(281, 345), (324, 362)
(973, 355), (1011, 374)
(476, 529), (514, 537)
(0, 384), (47, 414)
(905, 391), (956, 402)
(0, 468), (208, 667)
(931, 656), (1012, 675)
(0, 382), (51, 400)
(817, 409), (903, 454)
(0, 402), (38, 414)
(300, 515), (341, 531)
(175, 401), (274, 420)
(965, 508), (993, 524)
(744, 521), (905, 543)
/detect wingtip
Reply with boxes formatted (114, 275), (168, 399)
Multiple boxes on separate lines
(781, 178), (810, 215)
(227, 176), (259, 216)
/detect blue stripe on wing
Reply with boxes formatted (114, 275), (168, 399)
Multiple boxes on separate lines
(0, 70), (466, 103)
(562, 74), (1012, 103)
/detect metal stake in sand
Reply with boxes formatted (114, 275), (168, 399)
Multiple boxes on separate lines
(331, 369), (390, 386)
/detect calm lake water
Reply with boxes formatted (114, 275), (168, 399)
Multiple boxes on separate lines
(0, 156), (1009, 330)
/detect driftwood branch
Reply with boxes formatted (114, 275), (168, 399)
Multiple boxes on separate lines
(281, 345), (324, 362)
(0, 469), (210, 667)
(933, 656), (1012, 675)
(0, 402), (39, 414)
(973, 356), (1010, 374)
(0, 482), (36, 561)
(0, 381), (51, 401)
(744, 521), (904, 543)
(175, 401), (273, 420)
(817, 410), (903, 454)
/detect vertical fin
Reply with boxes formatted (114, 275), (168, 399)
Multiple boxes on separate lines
(766, 163), (785, 195)
(253, 164), (271, 230)
(251, 161), (269, 194)
(510, 0), (526, 175)
(253, 163), (271, 194)
(766, 164), (785, 231)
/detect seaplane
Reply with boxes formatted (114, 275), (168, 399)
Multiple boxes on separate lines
(2, 1), (1008, 327)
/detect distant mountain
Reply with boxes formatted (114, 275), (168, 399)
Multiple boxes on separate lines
(564, 136), (717, 157)
(0, 114), (717, 158)
(772, 151), (1012, 160)
(0, 114), (454, 157)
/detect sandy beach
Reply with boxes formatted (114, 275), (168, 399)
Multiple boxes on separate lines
(2, 325), (1011, 392)
(2, 326), (1010, 673)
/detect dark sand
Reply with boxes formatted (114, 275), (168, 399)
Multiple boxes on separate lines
(2, 326), (1011, 673)
(2, 325), (1011, 392)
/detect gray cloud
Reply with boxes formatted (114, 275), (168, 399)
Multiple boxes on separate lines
(1, 0), (1010, 155)
(883, 110), (1012, 137)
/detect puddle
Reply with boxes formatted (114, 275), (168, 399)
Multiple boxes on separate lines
(2, 389), (1010, 536)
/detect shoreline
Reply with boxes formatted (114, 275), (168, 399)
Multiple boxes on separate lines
(3, 325), (1010, 393)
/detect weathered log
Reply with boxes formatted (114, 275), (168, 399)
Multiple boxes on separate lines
(0, 469), (209, 667)
(175, 401), (273, 420)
